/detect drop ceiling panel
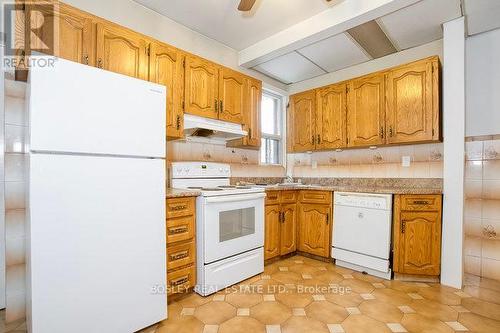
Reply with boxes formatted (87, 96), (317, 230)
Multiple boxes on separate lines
(378, 0), (461, 50)
(297, 33), (370, 73)
(253, 52), (326, 84)
(464, 0), (500, 35)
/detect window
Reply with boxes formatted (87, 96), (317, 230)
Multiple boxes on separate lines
(260, 91), (283, 165)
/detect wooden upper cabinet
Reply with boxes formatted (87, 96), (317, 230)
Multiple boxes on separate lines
(95, 23), (149, 80)
(280, 203), (297, 256)
(347, 73), (386, 147)
(316, 83), (347, 150)
(297, 203), (331, 258)
(149, 43), (185, 139)
(264, 205), (281, 260)
(227, 77), (262, 149)
(386, 57), (439, 144)
(184, 56), (219, 120)
(245, 78), (262, 147)
(289, 90), (316, 152)
(219, 67), (245, 124)
(27, 3), (93, 65)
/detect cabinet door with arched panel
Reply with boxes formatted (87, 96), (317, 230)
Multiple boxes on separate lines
(149, 43), (185, 139)
(184, 56), (219, 120)
(347, 73), (386, 147)
(95, 23), (149, 80)
(386, 56), (440, 144)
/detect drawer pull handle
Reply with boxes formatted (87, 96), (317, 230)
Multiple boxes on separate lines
(401, 220), (406, 234)
(170, 250), (189, 261)
(169, 226), (188, 235)
(170, 205), (187, 211)
(170, 276), (189, 287)
(412, 200), (430, 205)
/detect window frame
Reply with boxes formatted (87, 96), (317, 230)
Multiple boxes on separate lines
(259, 89), (286, 166)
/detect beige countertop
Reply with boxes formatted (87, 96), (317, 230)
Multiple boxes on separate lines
(166, 188), (201, 198)
(262, 184), (442, 195)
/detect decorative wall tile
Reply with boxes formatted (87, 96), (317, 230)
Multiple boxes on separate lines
(5, 125), (26, 153)
(464, 255), (481, 275)
(5, 182), (25, 210)
(465, 161), (483, 180)
(483, 180), (500, 200)
(484, 140), (500, 160)
(464, 236), (482, 257)
(482, 258), (500, 281)
(4, 96), (26, 126)
(465, 141), (484, 161)
(483, 160), (500, 179)
(482, 239), (500, 261)
(5, 154), (25, 182)
(464, 199), (482, 219)
(464, 137), (500, 282)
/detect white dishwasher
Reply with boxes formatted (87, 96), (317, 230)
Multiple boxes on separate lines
(332, 192), (393, 279)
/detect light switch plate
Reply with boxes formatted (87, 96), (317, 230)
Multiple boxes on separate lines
(402, 156), (411, 167)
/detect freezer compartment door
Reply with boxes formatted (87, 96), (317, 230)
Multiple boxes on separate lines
(27, 154), (166, 333)
(28, 58), (166, 157)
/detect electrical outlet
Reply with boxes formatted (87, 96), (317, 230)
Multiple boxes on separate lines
(402, 156), (411, 167)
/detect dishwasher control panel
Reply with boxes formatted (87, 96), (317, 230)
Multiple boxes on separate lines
(334, 192), (392, 210)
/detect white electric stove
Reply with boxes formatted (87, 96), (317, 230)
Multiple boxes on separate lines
(170, 162), (265, 296)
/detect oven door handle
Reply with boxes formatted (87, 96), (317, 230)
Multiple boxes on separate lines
(205, 192), (266, 203)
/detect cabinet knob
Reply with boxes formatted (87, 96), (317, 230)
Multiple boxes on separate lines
(401, 220), (406, 234)
(97, 58), (103, 68)
(380, 126), (384, 139)
(317, 135), (321, 144)
(83, 54), (89, 65)
(219, 100), (223, 112)
(215, 99), (218, 112)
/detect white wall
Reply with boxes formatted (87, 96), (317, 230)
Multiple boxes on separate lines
(441, 17), (465, 289)
(63, 0), (287, 92)
(288, 39), (443, 94)
(466, 28), (500, 137)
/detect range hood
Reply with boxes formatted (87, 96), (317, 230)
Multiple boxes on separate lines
(183, 114), (247, 142)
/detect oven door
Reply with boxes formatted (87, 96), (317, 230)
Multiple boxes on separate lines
(202, 193), (265, 264)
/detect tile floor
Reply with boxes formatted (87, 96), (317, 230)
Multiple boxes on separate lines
(2, 255), (500, 333)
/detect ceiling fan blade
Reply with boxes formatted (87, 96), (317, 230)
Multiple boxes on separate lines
(238, 0), (257, 11)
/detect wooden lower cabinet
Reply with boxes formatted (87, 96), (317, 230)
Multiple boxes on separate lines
(393, 194), (442, 276)
(297, 203), (331, 258)
(166, 196), (197, 296)
(264, 204), (281, 260)
(264, 192), (297, 260)
(281, 203), (297, 255)
(265, 190), (331, 260)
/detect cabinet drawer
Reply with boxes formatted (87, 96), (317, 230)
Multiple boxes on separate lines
(166, 197), (195, 219)
(299, 190), (332, 205)
(167, 240), (196, 271)
(167, 215), (195, 244)
(280, 191), (298, 204)
(400, 195), (441, 211)
(266, 191), (280, 205)
(167, 265), (196, 295)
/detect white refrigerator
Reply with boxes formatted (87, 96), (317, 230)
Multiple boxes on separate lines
(26, 58), (167, 333)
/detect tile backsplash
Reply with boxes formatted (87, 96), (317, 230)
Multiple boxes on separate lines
(3, 78), (28, 323)
(166, 141), (286, 179)
(289, 143), (443, 179)
(464, 137), (500, 281)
